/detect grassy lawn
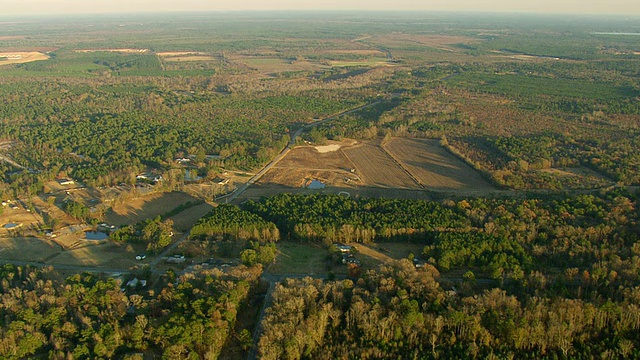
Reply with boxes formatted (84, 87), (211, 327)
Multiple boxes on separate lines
(269, 242), (329, 275)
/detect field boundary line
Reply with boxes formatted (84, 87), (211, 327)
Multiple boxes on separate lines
(380, 141), (424, 189)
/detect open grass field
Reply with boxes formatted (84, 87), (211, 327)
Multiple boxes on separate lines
(329, 58), (391, 67)
(0, 52), (49, 65)
(105, 191), (201, 226)
(231, 56), (323, 73)
(157, 52), (218, 62)
(46, 241), (141, 268)
(163, 55), (217, 62)
(383, 138), (495, 191)
(169, 202), (214, 232)
(269, 242), (329, 275)
(0, 237), (60, 262)
(374, 34), (479, 52)
(75, 48), (150, 53)
(343, 143), (419, 189)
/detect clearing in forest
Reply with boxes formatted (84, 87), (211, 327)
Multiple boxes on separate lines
(374, 34), (479, 52)
(230, 55), (323, 74)
(0, 52), (49, 65)
(75, 48), (150, 53)
(383, 138), (495, 191)
(258, 142), (358, 188)
(157, 52), (218, 62)
(343, 143), (418, 189)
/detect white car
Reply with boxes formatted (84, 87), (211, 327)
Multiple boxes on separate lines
(135, 255), (146, 260)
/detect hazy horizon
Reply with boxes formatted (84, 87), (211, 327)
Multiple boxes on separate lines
(2, 0), (639, 17)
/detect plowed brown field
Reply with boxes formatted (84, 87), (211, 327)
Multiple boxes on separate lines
(343, 143), (418, 189)
(383, 138), (495, 191)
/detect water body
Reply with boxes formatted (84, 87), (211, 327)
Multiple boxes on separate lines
(84, 231), (108, 241)
(3, 223), (19, 229)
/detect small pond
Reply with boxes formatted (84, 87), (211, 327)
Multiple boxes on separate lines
(84, 231), (108, 241)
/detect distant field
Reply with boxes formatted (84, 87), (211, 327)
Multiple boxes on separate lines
(374, 34), (479, 52)
(343, 143), (418, 189)
(158, 52), (217, 62)
(156, 51), (207, 56)
(163, 55), (217, 62)
(384, 138), (495, 191)
(75, 48), (150, 53)
(0, 52), (49, 65)
(321, 49), (387, 56)
(329, 58), (391, 67)
(232, 56), (322, 73)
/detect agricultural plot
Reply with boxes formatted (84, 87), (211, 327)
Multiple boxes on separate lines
(0, 52), (49, 66)
(75, 49), (150, 53)
(231, 56), (323, 74)
(258, 142), (359, 188)
(157, 52), (218, 62)
(328, 58), (391, 67)
(343, 143), (419, 189)
(383, 138), (495, 191)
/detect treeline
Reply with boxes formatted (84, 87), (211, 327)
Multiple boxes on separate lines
(185, 205), (279, 266)
(258, 261), (640, 359)
(0, 264), (259, 359)
(190, 204), (280, 242)
(110, 216), (174, 252)
(243, 193), (469, 243)
(242, 191), (640, 293)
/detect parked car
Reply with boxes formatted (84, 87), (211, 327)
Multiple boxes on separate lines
(135, 254), (146, 261)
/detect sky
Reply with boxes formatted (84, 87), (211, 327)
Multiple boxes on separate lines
(2, 0), (639, 16)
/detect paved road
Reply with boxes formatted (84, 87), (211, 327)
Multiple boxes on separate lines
(227, 101), (381, 204)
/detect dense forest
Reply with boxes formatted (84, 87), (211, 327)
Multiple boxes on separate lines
(258, 262), (640, 359)
(0, 264), (261, 359)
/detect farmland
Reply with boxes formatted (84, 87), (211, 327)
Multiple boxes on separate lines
(383, 137), (495, 191)
(253, 136), (496, 197)
(0, 51), (49, 65)
(342, 142), (418, 189)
